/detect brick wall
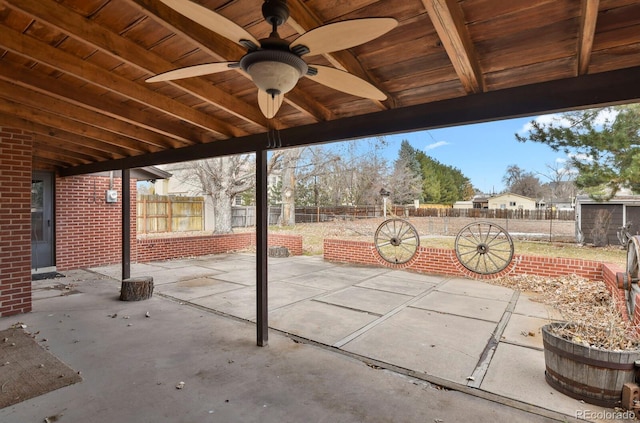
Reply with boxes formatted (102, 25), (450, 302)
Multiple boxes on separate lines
(0, 128), (33, 316)
(55, 175), (301, 269)
(56, 175), (137, 271)
(136, 232), (303, 263)
(324, 238), (605, 281)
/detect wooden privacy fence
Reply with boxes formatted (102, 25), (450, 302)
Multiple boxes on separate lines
(402, 206), (575, 221)
(137, 195), (204, 233)
(232, 206), (281, 227)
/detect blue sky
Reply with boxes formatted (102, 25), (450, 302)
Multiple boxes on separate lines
(375, 115), (570, 194)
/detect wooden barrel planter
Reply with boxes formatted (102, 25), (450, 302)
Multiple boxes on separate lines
(542, 322), (640, 407)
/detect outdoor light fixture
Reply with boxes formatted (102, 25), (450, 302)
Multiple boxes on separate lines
(239, 42), (309, 118)
(240, 50), (308, 97)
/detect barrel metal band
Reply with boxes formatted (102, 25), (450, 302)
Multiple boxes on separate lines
(543, 339), (637, 370)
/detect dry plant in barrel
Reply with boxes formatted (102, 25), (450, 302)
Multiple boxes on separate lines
(491, 273), (640, 351)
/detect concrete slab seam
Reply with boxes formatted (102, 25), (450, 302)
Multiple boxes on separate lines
(467, 290), (520, 388)
(331, 278), (451, 348)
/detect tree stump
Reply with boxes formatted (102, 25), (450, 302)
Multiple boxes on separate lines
(120, 276), (154, 301)
(268, 246), (290, 258)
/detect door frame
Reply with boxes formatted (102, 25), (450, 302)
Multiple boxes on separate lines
(31, 171), (55, 270)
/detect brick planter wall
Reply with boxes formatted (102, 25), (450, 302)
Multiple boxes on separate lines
(136, 232), (303, 263)
(0, 128), (32, 316)
(56, 176), (137, 271)
(325, 238), (635, 324)
(324, 239), (604, 280)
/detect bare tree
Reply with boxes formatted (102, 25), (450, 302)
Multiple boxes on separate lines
(293, 138), (389, 207)
(538, 161), (577, 200)
(388, 156), (423, 204)
(502, 164), (543, 198)
(280, 147), (303, 226)
(178, 155), (255, 234)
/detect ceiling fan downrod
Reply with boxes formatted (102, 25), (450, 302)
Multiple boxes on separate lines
(262, 0), (289, 30)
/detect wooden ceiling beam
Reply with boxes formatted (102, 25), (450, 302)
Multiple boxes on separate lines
(0, 60), (213, 146)
(33, 157), (71, 170)
(578, 0), (599, 75)
(0, 80), (187, 151)
(0, 24), (243, 139)
(3, 0), (271, 131)
(0, 98), (150, 156)
(131, 0), (332, 123)
(33, 140), (94, 165)
(422, 0), (484, 94)
(35, 133), (122, 162)
(0, 114), (125, 160)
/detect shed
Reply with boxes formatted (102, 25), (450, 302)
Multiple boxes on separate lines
(575, 194), (640, 245)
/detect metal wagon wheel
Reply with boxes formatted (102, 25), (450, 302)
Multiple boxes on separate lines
(374, 218), (420, 264)
(454, 221), (514, 275)
(623, 236), (640, 317)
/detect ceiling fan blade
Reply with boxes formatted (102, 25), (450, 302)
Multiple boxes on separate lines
(146, 62), (237, 83)
(159, 0), (259, 47)
(257, 90), (284, 119)
(307, 65), (386, 100)
(291, 18), (397, 56)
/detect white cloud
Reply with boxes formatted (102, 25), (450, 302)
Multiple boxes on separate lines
(555, 157), (567, 164)
(518, 113), (571, 134)
(593, 108), (619, 126)
(424, 141), (449, 151)
(519, 108), (620, 134)
(568, 152), (593, 163)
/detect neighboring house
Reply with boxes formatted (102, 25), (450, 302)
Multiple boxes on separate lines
(472, 196), (489, 209)
(487, 193), (538, 210)
(575, 194), (640, 245)
(452, 200), (473, 209)
(545, 197), (575, 211)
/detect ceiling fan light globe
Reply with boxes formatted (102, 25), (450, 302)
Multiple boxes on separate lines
(240, 50), (307, 95)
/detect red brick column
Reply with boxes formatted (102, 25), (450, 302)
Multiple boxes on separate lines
(0, 128), (33, 316)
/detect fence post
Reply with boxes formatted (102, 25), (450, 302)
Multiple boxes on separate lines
(167, 196), (172, 232)
(142, 197), (147, 234)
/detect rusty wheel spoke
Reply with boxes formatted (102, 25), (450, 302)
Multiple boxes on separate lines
(374, 218), (420, 265)
(455, 221), (514, 275)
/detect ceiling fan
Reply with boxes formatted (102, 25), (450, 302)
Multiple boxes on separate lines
(146, 0), (398, 118)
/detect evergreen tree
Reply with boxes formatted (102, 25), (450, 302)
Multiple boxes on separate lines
(516, 105), (640, 200)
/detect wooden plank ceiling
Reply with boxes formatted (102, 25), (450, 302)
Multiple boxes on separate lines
(1, 0), (640, 175)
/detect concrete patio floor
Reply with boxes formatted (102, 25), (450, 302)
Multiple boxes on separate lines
(1, 254), (632, 422)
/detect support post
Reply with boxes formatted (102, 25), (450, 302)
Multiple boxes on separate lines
(256, 149), (268, 346)
(122, 168), (131, 281)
